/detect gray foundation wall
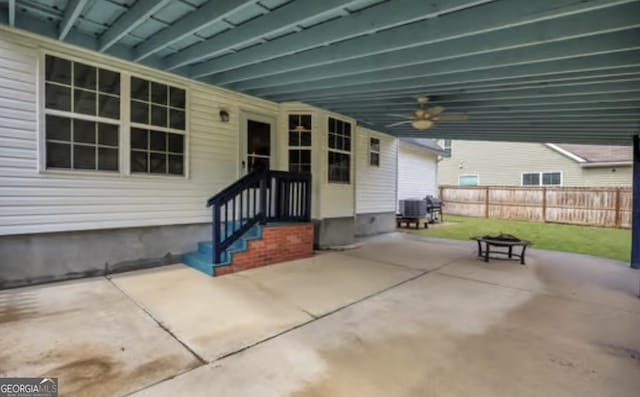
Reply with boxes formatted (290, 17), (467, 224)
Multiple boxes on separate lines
(355, 212), (396, 237)
(313, 217), (356, 248)
(0, 223), (210, 289)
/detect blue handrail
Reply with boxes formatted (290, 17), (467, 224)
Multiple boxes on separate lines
(206, 170), (311, 263)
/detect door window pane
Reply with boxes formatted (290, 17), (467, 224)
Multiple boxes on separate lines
(247, 120), (270, 156)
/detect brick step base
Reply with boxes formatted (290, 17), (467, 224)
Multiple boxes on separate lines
(183, 223), (313, 277)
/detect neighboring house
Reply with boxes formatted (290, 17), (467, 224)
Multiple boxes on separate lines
(438, 140), (632, 187)
(0, 29), (441, 287)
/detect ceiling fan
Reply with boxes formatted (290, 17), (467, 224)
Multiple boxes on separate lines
(386, 96), (468, 129)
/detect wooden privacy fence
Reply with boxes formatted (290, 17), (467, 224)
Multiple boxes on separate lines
(439, 185), (632, 228)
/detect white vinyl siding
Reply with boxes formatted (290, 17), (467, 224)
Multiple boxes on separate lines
(0, 32), (280, 236)
(355, 127), (397, 214)
(397, 141), (439, 202)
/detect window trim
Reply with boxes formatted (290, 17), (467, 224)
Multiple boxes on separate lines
(327, 116), (352, 184)
(38, 50), (190, 179)
(520, 171), (563, 186)
(458, 174), (479, 186)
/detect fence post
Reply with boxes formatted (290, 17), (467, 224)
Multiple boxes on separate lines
(485, 186), (490, 218)
(615, 187), (621, 227)
(542, 187), (547, 222)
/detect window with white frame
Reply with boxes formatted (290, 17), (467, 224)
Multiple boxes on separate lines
(458, 175), (479, 186)
(369, 137), (380, 167)
(522, 172), (562, 186)
(43, 54), (188, 176)
(288, 114), (312, 174)
(328, 117), (351, 183)
(44, 55), (120, 171)
(443, 139), (452, 158)
(129, 77), (186, 175)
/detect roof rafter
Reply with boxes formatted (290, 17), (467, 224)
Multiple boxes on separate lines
(226, 2), (640, 91)
(134, 0), (259, 62)
(58, 0), (89, 40)
(189, 0), (486, 78)
(251, 30), (640, 97)
(268, 50), (640, 101)
(98, 0), (173, 52)
(204, 0), (633, 84)
(163, 0), (354, 70)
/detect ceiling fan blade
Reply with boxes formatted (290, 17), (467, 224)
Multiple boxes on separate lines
(386, 120), (412, 127)
(385, 113), (412, 119)
(427, 106), (446, 116)
(436, 114), (469, 121)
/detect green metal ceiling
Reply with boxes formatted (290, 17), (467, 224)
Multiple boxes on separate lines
(2, 0), (639, 144)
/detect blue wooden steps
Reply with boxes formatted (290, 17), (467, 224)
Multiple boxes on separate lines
(182, 224), (263, 276)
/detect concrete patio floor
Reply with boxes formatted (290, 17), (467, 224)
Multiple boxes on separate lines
(1, 233), (639, 396)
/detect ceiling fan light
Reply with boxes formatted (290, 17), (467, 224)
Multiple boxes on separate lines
(411, 119), (433, 130)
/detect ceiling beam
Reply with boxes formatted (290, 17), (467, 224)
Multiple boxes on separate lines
(311, 80), (640, 109)
(380, 122), (640, 130)
(58, 0), (89, 40)
(346, 102), (640, 119)
(203, 0), (634, 84)
(188, 0), (488, 78)
(327, 93), (640, 115)
(162, 0), (353, 70)
(390, 132), (634, 145)
(251, 30), (640, 97)
(134, 0), (258, 62)
(305, 69), (640, 103)
(98, 0), (172, 52)
(226, 2), (640, 90)
(7, 0), (14, 26)
(267, 50), (640, 101)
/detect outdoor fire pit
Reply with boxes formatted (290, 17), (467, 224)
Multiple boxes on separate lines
(470, 233), (531, 265)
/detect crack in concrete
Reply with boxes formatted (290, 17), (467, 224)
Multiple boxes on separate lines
(104, 276), (207, 365)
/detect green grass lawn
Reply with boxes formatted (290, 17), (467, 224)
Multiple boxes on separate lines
(412, 215), (631, 262)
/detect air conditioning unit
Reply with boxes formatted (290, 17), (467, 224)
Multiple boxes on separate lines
(399, 199), (427, 218)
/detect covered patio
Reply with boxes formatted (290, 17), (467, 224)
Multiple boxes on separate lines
(3, 0), (639, 265)
(1, 233), (639, 396)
